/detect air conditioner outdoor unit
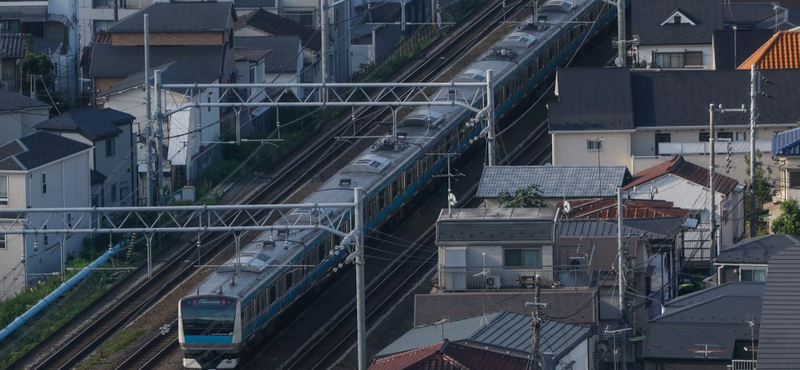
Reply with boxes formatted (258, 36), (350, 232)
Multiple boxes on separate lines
(485, 275), (501, 289)
(569, 256), (586, 266)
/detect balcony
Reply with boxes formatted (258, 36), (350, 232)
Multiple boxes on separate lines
(439, 265), (593, 292)
(658, 140), (771, 156)
(728, 359), (756, 370)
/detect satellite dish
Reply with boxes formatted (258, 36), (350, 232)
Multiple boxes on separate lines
(563, 201), (571, 213)
(448, 193), (457, 206)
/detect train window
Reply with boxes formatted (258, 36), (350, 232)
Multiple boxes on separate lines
(286, 271), (294, 289)
(390, 179), (400, 199)
(269, 285), (277, 304)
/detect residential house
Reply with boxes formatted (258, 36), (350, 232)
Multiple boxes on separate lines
(370, 340), (529, 370)
(738, 29), (800, 70)
(715, 234), (800, 284)
(547, 67), (800, 183)
(623, 155), (745, 261)
(630, 0), (799, 69)
(643, 281), (763, 370)
(34, 107), (137, 207)
(235, 8), (321, 95)
(0, 91), (51, 145)
(101, 60), (221, 197)
(1, 33), (26, 93)
(475, 165), (632, 208)
(76, 0), (168, 52)
(421, 207), (597, 327)
(0, 0), (80, 101)
(372, 311), (592, 370)
(772, 127), (800, 204)
(757, 243), (800, 369)
(92, 1), (236, 198)
(0, 131), (91, 299)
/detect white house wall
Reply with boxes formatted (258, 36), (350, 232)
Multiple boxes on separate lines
(551, 132), (632, 167)
(0, 108), (51, 146)
(558, 338), (590, 370)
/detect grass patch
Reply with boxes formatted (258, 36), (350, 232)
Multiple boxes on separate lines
(75, 326), (145, 370)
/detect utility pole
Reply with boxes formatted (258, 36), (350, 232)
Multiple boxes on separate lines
(749, 65), (759, 237)
(486, 70), (496, 166)
(616, 0), (626, 67)
(617, 186), (627, 370)
(526, 275), (550, 370)
(155, 69), (164, 206)
(144, 14), (153, 206)
(354, 187), (367, 370)
(320, 0), (328, 104)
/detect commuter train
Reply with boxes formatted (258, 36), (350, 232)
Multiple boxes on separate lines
(178, 0), (615, 367)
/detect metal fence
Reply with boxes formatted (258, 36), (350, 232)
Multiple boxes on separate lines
(439, 265), (592, 291)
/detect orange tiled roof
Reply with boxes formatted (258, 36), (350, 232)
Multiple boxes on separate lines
(738, 30), (800, 70)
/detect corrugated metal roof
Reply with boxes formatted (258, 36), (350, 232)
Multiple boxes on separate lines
(476, 166), (630, 198)
(757, 244), (800, 369)
(715, 234), (800, 264)
(377, 311), (590, 361)
(738, 30), (800, 70)
(0, 131), (91, 171)
(370, 340), (529, 370)
(772, 127), (800, 156)
(623, 155), (740, 195)
(644, 282), (764, 361)
(558, 218), (671, 239)
(560, 198), (689, 219)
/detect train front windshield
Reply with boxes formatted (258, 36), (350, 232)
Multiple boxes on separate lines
(181, 297), (237, 336)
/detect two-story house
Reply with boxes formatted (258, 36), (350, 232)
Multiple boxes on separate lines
(714, 234), (800, 285)
(0, 131), (91, 299)
(34, 107), (137, 207)
(630, 0), (799, 69)
(548, 67), (800, 184)
(624, 155), (745, 261)
(0, 91), (52, 145)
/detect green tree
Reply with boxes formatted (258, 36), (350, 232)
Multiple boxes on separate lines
(498, 184), (548, 208)
(771, 199), (800, 234)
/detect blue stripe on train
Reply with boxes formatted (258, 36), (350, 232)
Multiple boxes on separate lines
(184, 335), (233, 344)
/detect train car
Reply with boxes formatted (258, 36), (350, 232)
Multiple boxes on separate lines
(178, 0), (616, 367)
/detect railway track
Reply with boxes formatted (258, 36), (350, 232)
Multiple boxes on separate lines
(3, 2), (530, 370)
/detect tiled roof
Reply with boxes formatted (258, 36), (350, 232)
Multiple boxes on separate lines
(549, 68), (800, 131)
(713, 29), (773, 70)
(0, 91), (51, 112)
(237, 9), (321, 52)
(100, 59), (222, 97)
(623, 155), (740, 195)
(369, 339), (529, 370)
(35, 107), (134, 141)
(0, 131), (91, 171)
(109, 2), (234, 33)
(476, 165), (631, 198)
(0, 33), (26, 59)
(772, 127), (800, 156)
(90, 44), (224, 78)
(644, 282), (764, 361)
(559, 198), (689, 219)
(235, 36), (301, 73)
(758, 244), (800, 369)
(235, 47), (272, 62)
(715, 234), (800, 264)
(738, 31), (800, 69)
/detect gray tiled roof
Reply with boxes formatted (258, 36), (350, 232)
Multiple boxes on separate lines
(715, 235), (800, 264)
(549, 68), (800, 131)
(109, 2), (233, 33)
(0, 131), (90, 171)
(376, 311), (590, 360)
(476, 166), (631, 198)
(758, 244), (800, 369)
(90, 44), (224, 79)
(101, 59), (222, 97)
(0, 91), (50, 112)
(549, 68), (634, 130)
(712, 29), (773, 70)
(235, 36), (301, 73)
(237, 9), (321, 52)
(644, 282), (764, 361)
(35, 107), (134, 141)
(0, 33), (26, 59)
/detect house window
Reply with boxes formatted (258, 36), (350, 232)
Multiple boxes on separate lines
(42, 173), (46, 194)
(283, 10), (315, 26)
(105, 139), (115, 157)
(0, 175), (7, 205)
(717, 132), (733, 141)
(653, 51), (702, 68)
(655, 133), (671, 156)
(699, 132), (710, 142)
(788, 170), (800, 188)
(504, 248), (542, 267)
(111, 183), (117, 202)
(0, 234), (5, 249)
(587, 139), (602, 151)
(735, 132), (747, 141)
(740, 268), (766, 281)
(93, 0), (111, 8)
(43, 225), (48, 246)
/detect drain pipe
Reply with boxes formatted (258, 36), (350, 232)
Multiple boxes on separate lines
(0, 239), (127, 342)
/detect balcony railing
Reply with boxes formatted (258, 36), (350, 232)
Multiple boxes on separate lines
(658, 140), (771, 156)
(729, 359), (756, 370)
(439, 265), (592, 292)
